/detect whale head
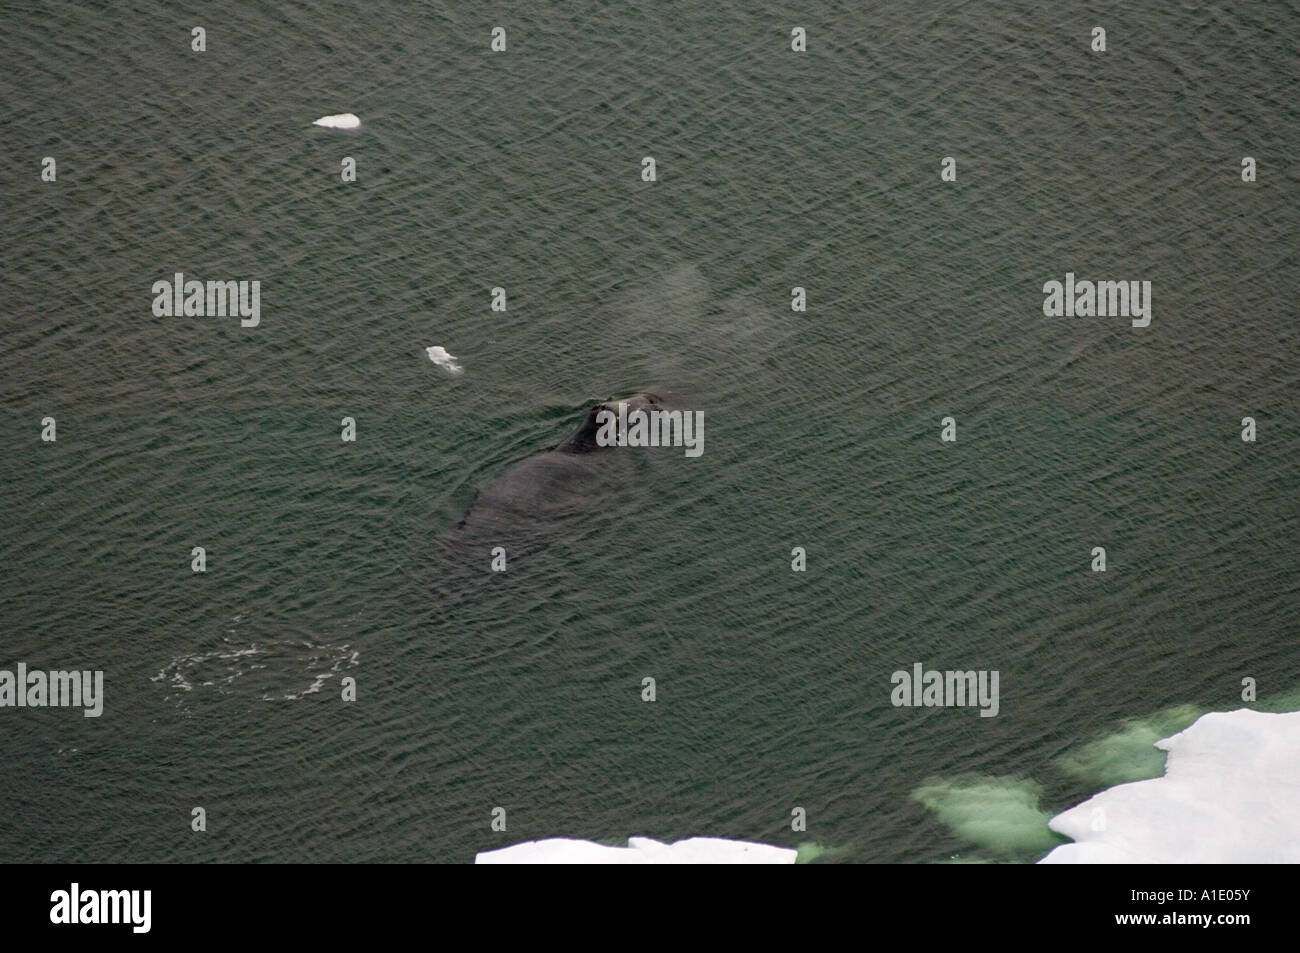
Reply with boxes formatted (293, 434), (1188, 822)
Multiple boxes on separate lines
(557, 392), (665, 454)
(594, 392), (663, 418)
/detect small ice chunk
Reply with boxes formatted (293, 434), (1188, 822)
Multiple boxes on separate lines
(312, 113), (361, 130)
(476, 836), (797, 864)
(425, 346), (463, 375)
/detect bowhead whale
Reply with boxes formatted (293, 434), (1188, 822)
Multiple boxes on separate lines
(431, 393), (666, 605)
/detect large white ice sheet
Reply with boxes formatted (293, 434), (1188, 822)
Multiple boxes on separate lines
(1040, 709), (1300, 863)
(476, 836), (797, 864)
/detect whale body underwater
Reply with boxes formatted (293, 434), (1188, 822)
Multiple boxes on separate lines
(431, 393), (669, 604)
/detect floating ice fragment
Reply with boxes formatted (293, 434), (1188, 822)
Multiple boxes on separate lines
(313, 113), (361, 130)
(426, 346), (464, 376)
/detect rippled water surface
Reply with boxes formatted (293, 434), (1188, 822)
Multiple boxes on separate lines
(2, 1), (1297, 862)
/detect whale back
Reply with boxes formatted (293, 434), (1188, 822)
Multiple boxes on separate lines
(430, 397), (668, 611)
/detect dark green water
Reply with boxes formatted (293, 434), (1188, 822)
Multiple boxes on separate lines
(2, 1), (1297, 862)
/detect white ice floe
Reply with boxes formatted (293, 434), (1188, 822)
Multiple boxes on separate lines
(476, 836), (797, 864)
(1039, 709), (1300, 863)
(425, 345), (463, 375)
(312, 113), (361, 130)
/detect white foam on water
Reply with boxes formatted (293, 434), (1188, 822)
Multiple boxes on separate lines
(312, 113), (360, 129)
(281, 671), (333, 701)
(425, 345), (463, 375)
(476, 836), (797, 864)
(152, 635), (359, 704)
(1040, 709), (1300, 863)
